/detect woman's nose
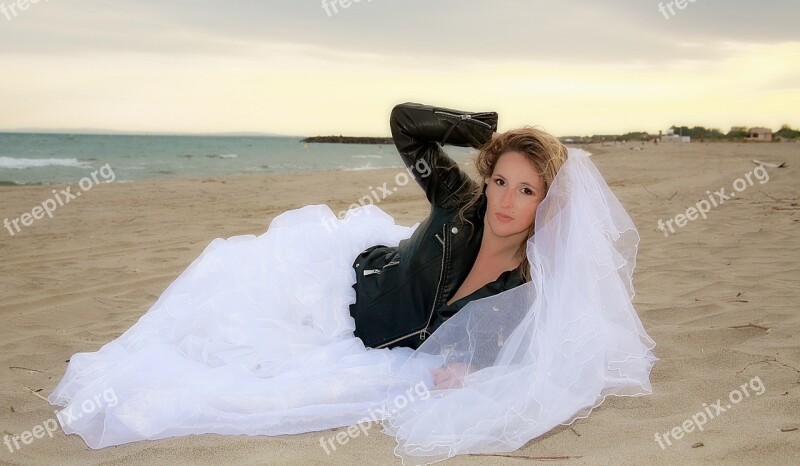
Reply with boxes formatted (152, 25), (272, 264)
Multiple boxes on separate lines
(501, 189), (514, 207)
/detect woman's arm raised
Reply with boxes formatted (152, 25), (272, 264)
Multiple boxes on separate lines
(389, 102), (497, 209)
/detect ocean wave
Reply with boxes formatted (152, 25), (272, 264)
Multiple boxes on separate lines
(342, 164), (381, 172)
(242, 166), (269, 173)
(0, 157), (91, 170)
(351, 155), (383, 159)
(179, 154), (239, 159)
(0, 180), (28, 186)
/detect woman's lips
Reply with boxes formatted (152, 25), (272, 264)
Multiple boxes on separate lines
(496, 212), (513, 222)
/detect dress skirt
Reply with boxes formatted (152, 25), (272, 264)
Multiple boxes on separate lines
(48, 204), (421, 448)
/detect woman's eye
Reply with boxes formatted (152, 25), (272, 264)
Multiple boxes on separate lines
(522, 188), (533, 195)
(494, 178), (504, 186)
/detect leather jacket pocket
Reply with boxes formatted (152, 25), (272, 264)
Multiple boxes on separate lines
(430, 231), (445, 250)
(363, 257), (401, 276)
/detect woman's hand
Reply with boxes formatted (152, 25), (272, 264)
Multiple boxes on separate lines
(429, 362), (476, 389)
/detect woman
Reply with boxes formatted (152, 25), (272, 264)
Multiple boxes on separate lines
(350, 102), (566, 388)
(49, 102), (656, 465)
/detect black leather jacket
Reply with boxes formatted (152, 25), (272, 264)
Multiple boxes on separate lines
(348, 102), (527, 350)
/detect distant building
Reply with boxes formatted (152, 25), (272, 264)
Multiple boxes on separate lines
(661, 128), (690, 143)
(747, 127), (772, 142)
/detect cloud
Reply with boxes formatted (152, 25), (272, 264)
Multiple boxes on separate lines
(2, 0), (798, 64)
(0, 0), (797, 134)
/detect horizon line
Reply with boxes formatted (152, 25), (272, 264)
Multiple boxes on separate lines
(0, 124), (792, 139)
(0, 129), (305, 138)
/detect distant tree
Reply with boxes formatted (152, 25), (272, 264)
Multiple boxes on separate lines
(726, 128), (748, 140)
(775, 124), (799, 139)
(669, 125), (689, 137)
(669, 125), (724, 139)
(619, 131), (651, 141)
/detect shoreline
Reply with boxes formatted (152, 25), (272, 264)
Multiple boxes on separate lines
(0, 165), (413, 189)
(301, 136), (394, 144)
(3, 141), (797, 187)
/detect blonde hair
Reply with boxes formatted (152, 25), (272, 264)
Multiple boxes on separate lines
(456, 126), (568, 282)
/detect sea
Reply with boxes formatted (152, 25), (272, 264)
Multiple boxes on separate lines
(0, 133), (476, 186)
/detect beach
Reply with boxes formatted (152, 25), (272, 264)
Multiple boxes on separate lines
(1, 142), (798, 465)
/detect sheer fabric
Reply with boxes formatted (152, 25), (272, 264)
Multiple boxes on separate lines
(48, 204), (420, 447)
(380, 148), (657, 464)
(49, 148), (656, 465)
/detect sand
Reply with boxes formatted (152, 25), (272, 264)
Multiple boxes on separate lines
(1, 142), (798, 465)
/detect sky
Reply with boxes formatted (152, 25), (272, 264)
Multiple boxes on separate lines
(1, 0), (798, 136)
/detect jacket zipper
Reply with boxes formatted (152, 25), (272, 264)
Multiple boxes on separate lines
(374, 328), (427, 349)
(374, 224), (449, 349)
(362, 260), (400, 276)
(433, 110), (493, 129)
(420, 223), (449, 340)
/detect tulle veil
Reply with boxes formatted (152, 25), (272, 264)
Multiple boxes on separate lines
(379, 147), (658, 465)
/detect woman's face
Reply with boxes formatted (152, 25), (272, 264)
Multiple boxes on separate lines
(484, 151), (546, 239)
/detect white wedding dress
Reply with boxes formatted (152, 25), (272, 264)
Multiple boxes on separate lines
(49, 148), (657, 465)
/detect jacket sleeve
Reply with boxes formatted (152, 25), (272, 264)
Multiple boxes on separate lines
(389, 102), (498, 210)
